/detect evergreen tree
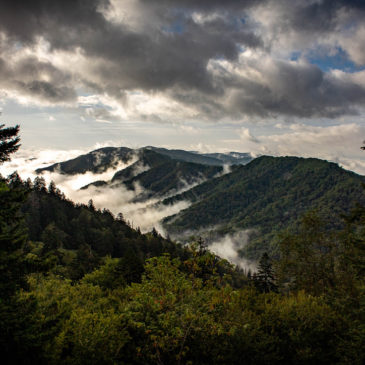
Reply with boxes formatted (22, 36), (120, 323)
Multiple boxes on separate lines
(0, 124), (20, 163)
(118, 248), (144, 284)
(0, 124), (44, 362)
(197, 236), (208, 254)
(33, 176), (46, 192)
(0, 124), (27, 296)
(47, 181), (57, 195)
(253, 252), (278, 293)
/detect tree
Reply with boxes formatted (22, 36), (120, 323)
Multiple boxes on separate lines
(33, 176), (47, 192)
(197, 236), (208, 255)
(0, 124), (20, 163)
(0, 124), (27, 296)
(0, 124), (44, 362)
(88, 199), (95, 211)
(276, 212), (339, 295)
(48, 181), (57, 195)
(253, 252), (278, 293)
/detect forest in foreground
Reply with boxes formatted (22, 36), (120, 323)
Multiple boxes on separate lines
(1, 125), (364, 364)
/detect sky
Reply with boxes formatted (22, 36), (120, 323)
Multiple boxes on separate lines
(0, 0), (365, 174)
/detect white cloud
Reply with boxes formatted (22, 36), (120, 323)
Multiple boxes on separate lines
(237, 122), (365, 175)
(209, 230), (257, 272)
(239, 127), (260, 143)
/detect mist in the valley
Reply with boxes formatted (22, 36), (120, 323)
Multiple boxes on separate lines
(170, 226), (257, 272)
(0, 149), (192, 233)
(209, 231), (257, 272)
(0, 149), (256, 268)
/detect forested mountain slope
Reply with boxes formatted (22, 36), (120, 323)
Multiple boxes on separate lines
(112, 150), (223, 198)
(11, 175), (187, 281)
(163, 156), (365, 258)
(36, 145), (252, 177)
(81, 149), (223, 199)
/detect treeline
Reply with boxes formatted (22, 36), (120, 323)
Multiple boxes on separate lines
(163, 156), (365, 259)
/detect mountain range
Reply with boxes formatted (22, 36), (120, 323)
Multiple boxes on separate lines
(35, 146), (365, 260)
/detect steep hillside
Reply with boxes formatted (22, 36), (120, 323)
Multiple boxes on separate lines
(15, 178), (188, 280)
(163, 156), (365, 258)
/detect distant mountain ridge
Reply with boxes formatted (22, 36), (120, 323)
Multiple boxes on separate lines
(36, 146), (251, 199)
(83, 149), (223, 200)
(36, 146), (254, 176)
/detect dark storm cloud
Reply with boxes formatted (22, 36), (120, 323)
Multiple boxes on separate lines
(0, 0), (261, 94)
(0, 0), (364, 119)
(279, 0), (365, 33)
(225, 60), (365, 118)
(0, 0), (108, 44)
(0, 56), (76, 103)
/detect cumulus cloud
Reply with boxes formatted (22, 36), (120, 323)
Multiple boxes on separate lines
(237, 122), (365, 175)
(0, 0), (364, 123)
(239, 127), (260, 143)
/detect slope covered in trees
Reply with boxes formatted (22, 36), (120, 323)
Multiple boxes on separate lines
(163, 156), (365, 258)
(15, 175), (188, 281)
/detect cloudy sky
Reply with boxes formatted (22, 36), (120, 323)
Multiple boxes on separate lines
(0, 0), (365, 173)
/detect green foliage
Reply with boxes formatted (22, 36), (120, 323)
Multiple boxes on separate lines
(164, 156), (365, 259)
(276, 207), (365, 364)
(0, 124), (20, 163)
(0, 181), (28, 296)
(19, 183), (187, 279)
(20, 254), (354, 364)
(253, 252), (278, 293)
(276, 212), (340, 295)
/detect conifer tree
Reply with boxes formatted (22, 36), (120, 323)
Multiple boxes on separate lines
(0, 124), (20, 163)
(0, 124), (27, 295)
(253, 252), (278, 293)
(0, 124), (41, 361)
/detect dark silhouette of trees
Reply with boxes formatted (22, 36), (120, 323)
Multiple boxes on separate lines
(0, 124), (20, 163)
(253, 252), (278, 293)
(0, 124), (44, 362)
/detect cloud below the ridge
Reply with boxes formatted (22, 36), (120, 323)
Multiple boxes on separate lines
(0, 148), (193, 233)
(209, 230), (257, 272)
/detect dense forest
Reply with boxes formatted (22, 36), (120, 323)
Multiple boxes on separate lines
(164, 156), (365, 259)
(1, 124), (364, 364)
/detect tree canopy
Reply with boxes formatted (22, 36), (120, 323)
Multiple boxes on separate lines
(0, 124), (20, 163)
